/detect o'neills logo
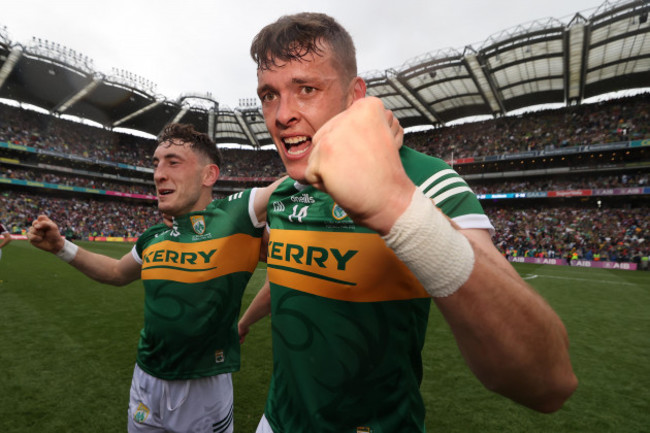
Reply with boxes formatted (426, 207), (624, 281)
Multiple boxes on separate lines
(190, 215), (206, 235)
(272, 201), (285, 212)
(291, 193), (315, 204)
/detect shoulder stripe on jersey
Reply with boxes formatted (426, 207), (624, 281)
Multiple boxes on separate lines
(428, 185), (474, 205)
(131, 245), (142, 264)
(248, 188), (265, 228)
(452, 213), (495, 231)
(228, 191), (244, 201)
(417, 169), (463, 193)
(422, 176), (470, 199)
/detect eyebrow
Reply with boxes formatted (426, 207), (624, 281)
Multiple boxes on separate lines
(152, 152), (183, 163)
(258, 77), (318, 96)
(257, 84), (272, 97)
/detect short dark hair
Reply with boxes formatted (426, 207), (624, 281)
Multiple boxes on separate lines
(250, 12), (357, 81)
(157, 123), (222, 167)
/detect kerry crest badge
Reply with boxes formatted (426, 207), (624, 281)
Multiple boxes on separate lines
(190, 215), (206, 235)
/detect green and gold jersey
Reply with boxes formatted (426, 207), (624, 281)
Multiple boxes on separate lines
(264, 146), (492, 433)
(133, 189), (264, 380)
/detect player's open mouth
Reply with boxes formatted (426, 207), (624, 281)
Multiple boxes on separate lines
(282, 136), (311, 156)
(158, 189), (174, 196)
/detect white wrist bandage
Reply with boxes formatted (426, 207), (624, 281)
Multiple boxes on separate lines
(56, 239), (79, 263)
(381, 189), (475, 297)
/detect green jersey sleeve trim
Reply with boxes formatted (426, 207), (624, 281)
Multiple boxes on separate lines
(248, 187), (266, 229)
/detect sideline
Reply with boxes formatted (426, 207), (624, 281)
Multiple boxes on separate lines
(524, 273), (639, 286)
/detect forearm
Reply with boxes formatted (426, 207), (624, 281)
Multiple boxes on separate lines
(240, 277), (271, 328)
(67, 246), (139, 286)
(435, 233), (577, 412)
(380, 191), (576, 411)
(29, 215), (138, 286)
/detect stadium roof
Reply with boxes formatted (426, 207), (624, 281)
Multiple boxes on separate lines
(0, 0), (648, 145)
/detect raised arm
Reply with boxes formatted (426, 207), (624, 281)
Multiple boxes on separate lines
(28, 215), (141, 286)
(253, 175), (288, 223)
(305, 97), (577, 413)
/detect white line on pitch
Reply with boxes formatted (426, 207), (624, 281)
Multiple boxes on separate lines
(526, 274), (639, 286)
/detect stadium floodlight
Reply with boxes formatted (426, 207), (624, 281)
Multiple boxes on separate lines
(238, 98), (259, 108)
(0, 26), (9, 45)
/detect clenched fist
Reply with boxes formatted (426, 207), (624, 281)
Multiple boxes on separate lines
(305, 97), (415, 235)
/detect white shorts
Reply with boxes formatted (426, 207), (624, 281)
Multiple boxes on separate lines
(255, 414), (274, 433)
(127, 364), (234, 433)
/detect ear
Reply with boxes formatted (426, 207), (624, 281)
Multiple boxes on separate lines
(347, 77), (367, 105)
(203, 164), (220, 186)
(353, 77), (367, 100)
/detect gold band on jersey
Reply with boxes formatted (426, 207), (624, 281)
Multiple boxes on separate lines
(267, 228), (429, 302)
(141, 234), (261, 283)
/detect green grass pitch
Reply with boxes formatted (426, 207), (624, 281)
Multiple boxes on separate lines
(1, 240), (648, 432)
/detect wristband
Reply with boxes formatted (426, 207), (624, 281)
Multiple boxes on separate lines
(56, 239), (79, 263)
(381, 189), (475, 297)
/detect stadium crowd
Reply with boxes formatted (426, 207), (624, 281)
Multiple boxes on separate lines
(4, 189), (647, 266)
(4, 163), (648, 197)
(2, 94), (649, 178)
(2, 191), (158, 239)
(1, 95), (648, 267)
(0, 104), (155, 165)
(2, 166), (154, 196)
(0, 103), (286, 178)
(486, 206), (649, 267)
(219, 148), (283, 179)
(405, 93), (650, 160)
(469, 171), (649, 194)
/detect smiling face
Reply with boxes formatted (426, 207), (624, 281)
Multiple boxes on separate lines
(257, 43), (366, 183)
(152, 140), (217, 217)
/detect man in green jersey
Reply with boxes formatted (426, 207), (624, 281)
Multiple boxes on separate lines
(240, 12), (578, 433)
(28, 123), (281, 433)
